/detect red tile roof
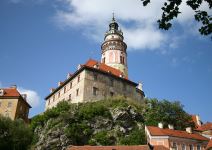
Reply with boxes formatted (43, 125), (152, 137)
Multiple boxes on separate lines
(146, 126), (209, 141)
(206, 139), (212, 150)
(84, 59), (127, 79)
(45, 59), (138, 100)
(0, 88), (31, 108)
(0, 88), (21, 97)
(68, 145), (168, 150)
(196, 122), (212, 131)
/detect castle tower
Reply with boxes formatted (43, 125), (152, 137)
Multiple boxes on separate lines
(101, 15), (128, 77)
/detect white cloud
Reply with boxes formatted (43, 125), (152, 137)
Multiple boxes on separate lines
(18, 87), (41, 108)
(53, 0), (205, 51)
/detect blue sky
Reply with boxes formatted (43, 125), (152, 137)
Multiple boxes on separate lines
(0, 0), (211, 122)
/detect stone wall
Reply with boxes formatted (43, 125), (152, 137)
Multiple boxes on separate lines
(83, 69), (143, 102)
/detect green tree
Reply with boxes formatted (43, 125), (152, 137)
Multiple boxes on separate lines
(0, 116), (33, 150)
(141, 0), (212, 37)
(144, 98), (194, 130)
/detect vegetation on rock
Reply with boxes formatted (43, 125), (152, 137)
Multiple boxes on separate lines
(30, 96), (194, 149)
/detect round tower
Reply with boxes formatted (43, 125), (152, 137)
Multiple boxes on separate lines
(101, 15), (128, 78)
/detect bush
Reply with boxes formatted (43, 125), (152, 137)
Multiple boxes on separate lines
(89, 131), (115, 146)
(0, 116), (33, 150)
(119, 128), (146, 145)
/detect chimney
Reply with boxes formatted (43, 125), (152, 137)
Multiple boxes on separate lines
(67, 73), (72, 79)
(21, 94), (27, 100)
(186, 127), (192, 134)
(168, 124), (174, 130)
(119, 73), (124, 78)
(77, 64), (82, 70)
(137, 82), (143, 91)
(93, 63), (99, 69)
(10, 85), (17, 89)
(196, 115), (202, 126)
(58, 81), (63, 87)
(158, 122), (163, 129)
(50, 88), (55, 93)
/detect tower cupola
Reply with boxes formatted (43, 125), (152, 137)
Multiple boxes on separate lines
(101, 14), (128, 77)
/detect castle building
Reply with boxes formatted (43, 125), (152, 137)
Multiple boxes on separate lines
(0, 85), (31, 123)
(45, 16), (145, 110)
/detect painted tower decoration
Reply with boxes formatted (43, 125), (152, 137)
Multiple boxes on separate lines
(101, 15), (128, 78)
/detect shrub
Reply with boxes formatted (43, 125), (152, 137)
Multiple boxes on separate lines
(89, 131), (115, 146)
(119, 128), (146, 145)
(0, 116), (33, 150)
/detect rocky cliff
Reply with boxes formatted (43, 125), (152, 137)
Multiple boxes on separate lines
(31, 97), (146, 150)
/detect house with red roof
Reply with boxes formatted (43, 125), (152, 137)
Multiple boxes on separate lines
(206, 139), (212, 150)
(0, 85), (31, 122)
(145, 123), (209, 150)
(45, 16), (145, 110)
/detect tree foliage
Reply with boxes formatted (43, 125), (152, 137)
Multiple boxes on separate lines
(0, 116), (33, 150)
(144, 98), (194, 130)
(141, 0), (212, 37)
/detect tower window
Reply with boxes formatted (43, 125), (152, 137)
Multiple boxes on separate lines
(123, 57), (125, 64)
(120, 56), (123, 64)
(103, 57), (105, 63)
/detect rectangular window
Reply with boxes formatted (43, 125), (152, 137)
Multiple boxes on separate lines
(182, 144), (186, 150)
(109, 79), (114, 87)
(48, 99), (51, 105)
(64, 86), (66, 93)
(70, 82), (72, 89)
(120, 56), (123, 64)
(78, 75), (80, 83)
(197, 145), (201, 150)
(189, 145), (193, 150)
(69, 94), (72, 101)
(76, 89), (79, 96)
(123, 83), (126, 91)
(94, 73), (98, 81)
(173, 143), (177, 150)
(8, 102), (12, 108)
(53, 95), (55, 102)
(93, 87), (98, 96)
(110, 92), (114, 97)
(103, 57), (105, 63)
(58, 91), (60, 98)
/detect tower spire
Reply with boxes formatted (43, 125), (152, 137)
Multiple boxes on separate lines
(112, 12), (115, 22)
(101, 16), (128, 77)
